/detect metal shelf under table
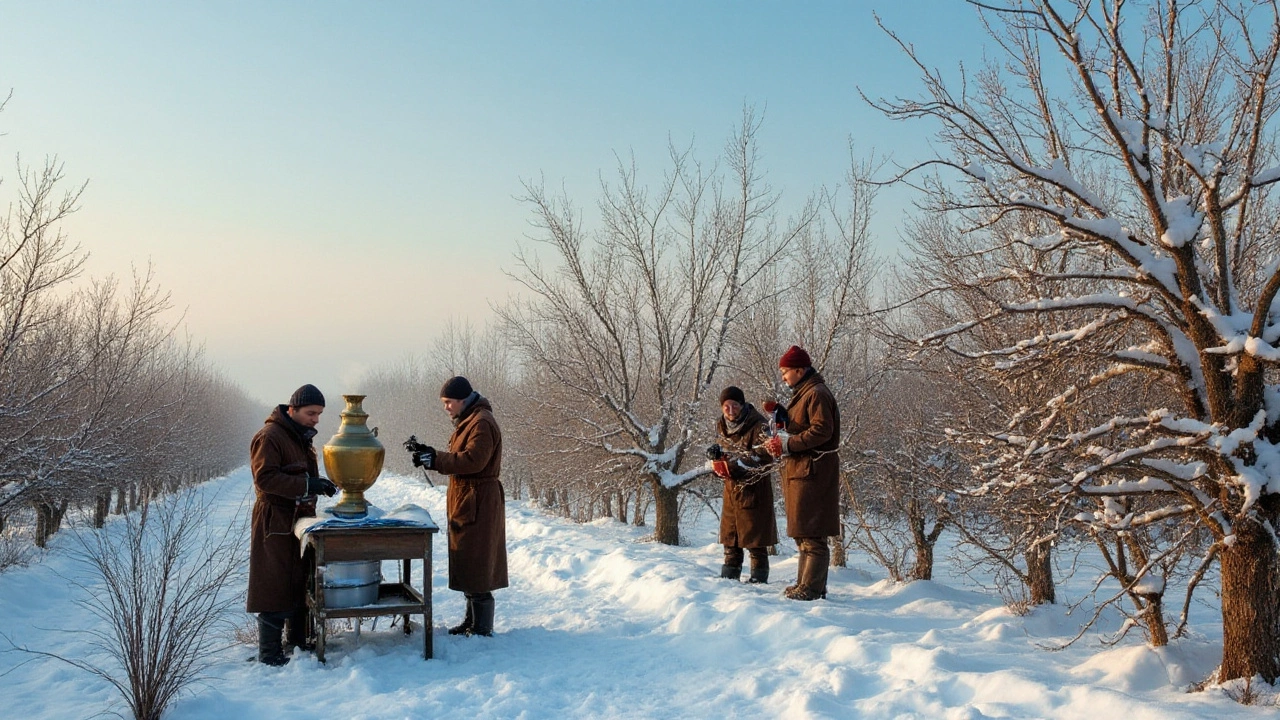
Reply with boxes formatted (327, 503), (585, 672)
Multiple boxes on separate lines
(303, 523), (439, 662)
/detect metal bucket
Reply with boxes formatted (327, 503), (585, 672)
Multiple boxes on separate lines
(321, 560), (381, 608)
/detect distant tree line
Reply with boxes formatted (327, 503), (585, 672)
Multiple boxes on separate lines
(0, 127), (263, 554)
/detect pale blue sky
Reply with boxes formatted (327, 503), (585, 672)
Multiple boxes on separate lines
(0, 1), (988, 404)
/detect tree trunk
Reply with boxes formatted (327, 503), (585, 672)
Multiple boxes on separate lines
(1140, 594), (1169, 648)
(1119, 533), (1168, 647)
(830, 535), (847, 568)
(910, 515), (933, 583)
(1218, 518), (1280, 683)
(1025, 542), (1055, 605)
(651, 480), (680, 545)
(93, 492), (111, 528)
(832, 472), (849, 568)
(34, 500), (66, 548)
(617, 490), (628, 523)
(907, 499), (934, 581)
(633, 489), (648, 527)
(34, 504), (51, 548)
(114, 484), (127, 515)
(911, 540), (935, 582)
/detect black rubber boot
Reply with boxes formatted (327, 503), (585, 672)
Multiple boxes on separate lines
(719, 564), (743, 580)
(285, 608), (314, 653)
(468, 593), (494, 637)
(449, 596), (475, 636)
(257, 612), (290, 666)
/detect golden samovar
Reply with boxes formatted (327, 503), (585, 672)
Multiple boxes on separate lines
(322, 394), (385, 518)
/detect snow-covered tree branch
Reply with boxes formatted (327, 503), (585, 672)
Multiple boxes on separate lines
(877, 0), (1280, 683)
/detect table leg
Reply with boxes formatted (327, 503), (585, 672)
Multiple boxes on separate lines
(314, 537), (327, 664)
(317, 620), (326, 663)
(403, 558), (412, 634)
(424, 539), (433, 660)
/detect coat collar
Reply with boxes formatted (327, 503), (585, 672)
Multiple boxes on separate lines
(269, 404), (318, 444)
(789, 369), (824, 401)
(452, 393), (490, 427)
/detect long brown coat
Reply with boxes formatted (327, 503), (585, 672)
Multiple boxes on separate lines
(247, 405), (318, 613)
(779, 370), (841, 539)
(433, 395), (509, 593)
(716, 404), (779, 549)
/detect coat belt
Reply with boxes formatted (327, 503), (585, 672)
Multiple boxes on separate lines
(257, 494), (304, 509)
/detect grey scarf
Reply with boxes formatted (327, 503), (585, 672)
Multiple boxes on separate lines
(452, 391), (481, 427)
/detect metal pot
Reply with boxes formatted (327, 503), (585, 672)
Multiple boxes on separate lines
(321, 560), (381, 608)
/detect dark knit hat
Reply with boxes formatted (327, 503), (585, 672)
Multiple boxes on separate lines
(719, 386), (746, 405)
(440, 375), (474, 400)
(779, 345), (812, 369)
(289, 383), (325, 408)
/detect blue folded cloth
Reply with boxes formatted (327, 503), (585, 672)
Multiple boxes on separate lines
(294, 503), (439, 541)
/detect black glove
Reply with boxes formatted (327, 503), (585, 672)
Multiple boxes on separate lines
(705, 444), (724, 460)
(306, 476), (337, 497)
(413, 447), (436, 470)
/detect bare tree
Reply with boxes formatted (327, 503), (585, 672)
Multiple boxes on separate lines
(871, 0), (1280, 682)
(0, 111), (259, 549)
(15, 266), (187, 545)
(897, 210), (1071, 608)
(846, 366), (955, 582)
(0, 155), (87, 522)
(6, 489), (245, 720)
(500, 109), (815, 545)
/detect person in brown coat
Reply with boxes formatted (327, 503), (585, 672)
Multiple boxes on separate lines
(708, 385), (778, 583)
(410, 375), (508, 637)
(247, 383), (337, 665)
(766, 346), (841, 601)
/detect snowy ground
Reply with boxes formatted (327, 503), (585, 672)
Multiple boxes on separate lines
(0, 468), (1274, 719)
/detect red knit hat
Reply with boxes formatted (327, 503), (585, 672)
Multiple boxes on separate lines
(778, 345), (811, 369)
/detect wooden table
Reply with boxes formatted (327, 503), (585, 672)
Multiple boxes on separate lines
(302, 523), (439, 662)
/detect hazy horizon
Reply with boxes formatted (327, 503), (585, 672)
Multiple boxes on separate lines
(0, 1), (989, 405)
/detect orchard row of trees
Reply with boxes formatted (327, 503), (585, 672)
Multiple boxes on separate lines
(358, 0), (1280, 688)
(0, 116), (264, 552)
